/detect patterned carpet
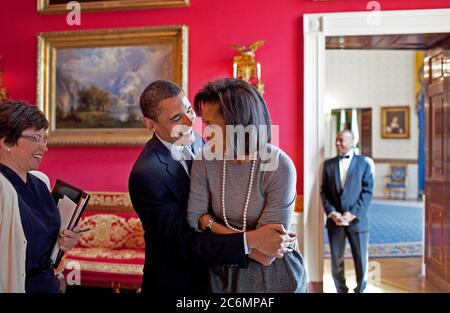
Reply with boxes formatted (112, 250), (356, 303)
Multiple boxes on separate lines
(324, 201), (424, 258)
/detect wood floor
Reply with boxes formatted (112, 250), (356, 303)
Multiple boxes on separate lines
(323, 257), (438, 293)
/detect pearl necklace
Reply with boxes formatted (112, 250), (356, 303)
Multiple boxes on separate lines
(221, 152), (257, 232)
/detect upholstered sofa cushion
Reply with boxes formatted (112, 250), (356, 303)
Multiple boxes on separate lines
(62, 192), (144, 290)
(77, 212), (145, 250)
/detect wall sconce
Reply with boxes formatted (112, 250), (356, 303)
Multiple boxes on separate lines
(229, 40), (265, 94)
(0, 56), (7, 102)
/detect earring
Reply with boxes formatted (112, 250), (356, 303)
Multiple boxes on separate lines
(6, 148), (10, 151)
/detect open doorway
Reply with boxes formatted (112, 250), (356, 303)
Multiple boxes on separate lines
(322, 41), (436, 292)
(302, 9), (450, 293)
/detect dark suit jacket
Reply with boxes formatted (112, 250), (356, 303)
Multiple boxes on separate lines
(320, 154), (374, 233)
(128, 134), (248, 294)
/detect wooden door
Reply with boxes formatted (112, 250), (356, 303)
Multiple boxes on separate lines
(424, 41), (450, 291)
(360, 108), (372, 157)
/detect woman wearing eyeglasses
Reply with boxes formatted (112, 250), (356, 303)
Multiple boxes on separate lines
(0, 100), (80, 293)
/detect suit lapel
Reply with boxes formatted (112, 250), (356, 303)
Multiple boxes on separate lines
(152, 136), (190, 204)
(152, 134), (204, 204)
(332, 158), (342, 194)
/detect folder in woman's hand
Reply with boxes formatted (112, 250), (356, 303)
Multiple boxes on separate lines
(50, 179), (90, 269)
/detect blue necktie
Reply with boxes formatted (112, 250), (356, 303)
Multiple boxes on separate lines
(182, 145), (194, 174)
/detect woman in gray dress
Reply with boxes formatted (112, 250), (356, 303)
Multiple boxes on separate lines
(187, 78), (307, 293)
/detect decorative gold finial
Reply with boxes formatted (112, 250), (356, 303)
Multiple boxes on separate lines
(229, 40), (265, 94)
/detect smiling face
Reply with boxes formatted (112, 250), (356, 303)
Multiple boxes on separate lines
(144, 93), (196, 145)
(335, 130), (354, 156)
(3, 127), (48, 174)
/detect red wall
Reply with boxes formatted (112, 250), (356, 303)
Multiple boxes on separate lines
(1, 0), (449, 192)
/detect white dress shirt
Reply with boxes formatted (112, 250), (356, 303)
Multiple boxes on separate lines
(327, 149), (355, 219)
(339, 149), (354, 190)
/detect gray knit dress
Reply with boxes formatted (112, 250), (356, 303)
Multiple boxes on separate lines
(187, 144), (307, 293)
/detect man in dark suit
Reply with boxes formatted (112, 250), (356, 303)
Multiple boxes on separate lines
(129, 80), (295, 294)
(320, 130), (374, 293)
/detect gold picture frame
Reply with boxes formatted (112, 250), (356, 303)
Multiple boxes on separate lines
(37, 0), (189, 14)
(381, 106), (410, 139)
(37, 25), (188, 145)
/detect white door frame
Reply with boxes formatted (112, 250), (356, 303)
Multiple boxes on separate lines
(302, 8), (450, 288)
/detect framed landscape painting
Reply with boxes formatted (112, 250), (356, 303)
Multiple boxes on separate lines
(37, 0), (189, 14)
(37, 25), (188, 145)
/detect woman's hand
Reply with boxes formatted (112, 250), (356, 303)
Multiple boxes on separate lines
(198, 213), (214, 232)
(58, 226), (81, 252)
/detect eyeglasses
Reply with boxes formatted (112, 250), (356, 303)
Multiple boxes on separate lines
(20, 134), (48, 146)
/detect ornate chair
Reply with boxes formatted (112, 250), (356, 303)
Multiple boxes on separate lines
(383, 164), (407, 199)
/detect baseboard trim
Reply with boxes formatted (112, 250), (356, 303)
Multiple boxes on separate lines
(426, 267), (450, 292)
(307, 281), (323, 293)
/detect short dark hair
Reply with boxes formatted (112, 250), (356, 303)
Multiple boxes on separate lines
(0, 100), (49, 146)
(194, 78), (272, 155)
(139, 80), (182, 121)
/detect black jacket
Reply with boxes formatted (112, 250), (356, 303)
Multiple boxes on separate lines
(128, 134), (248, 294)
(320, 154), (374, 233)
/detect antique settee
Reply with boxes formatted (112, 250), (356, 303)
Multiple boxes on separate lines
(61, 192), (144, 292)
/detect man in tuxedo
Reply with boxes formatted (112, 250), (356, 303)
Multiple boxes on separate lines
(129, 80), (295, 294)
(320, 130), (374, 293)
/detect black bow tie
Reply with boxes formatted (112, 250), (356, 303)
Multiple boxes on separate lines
(339, 155), (350, 159)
